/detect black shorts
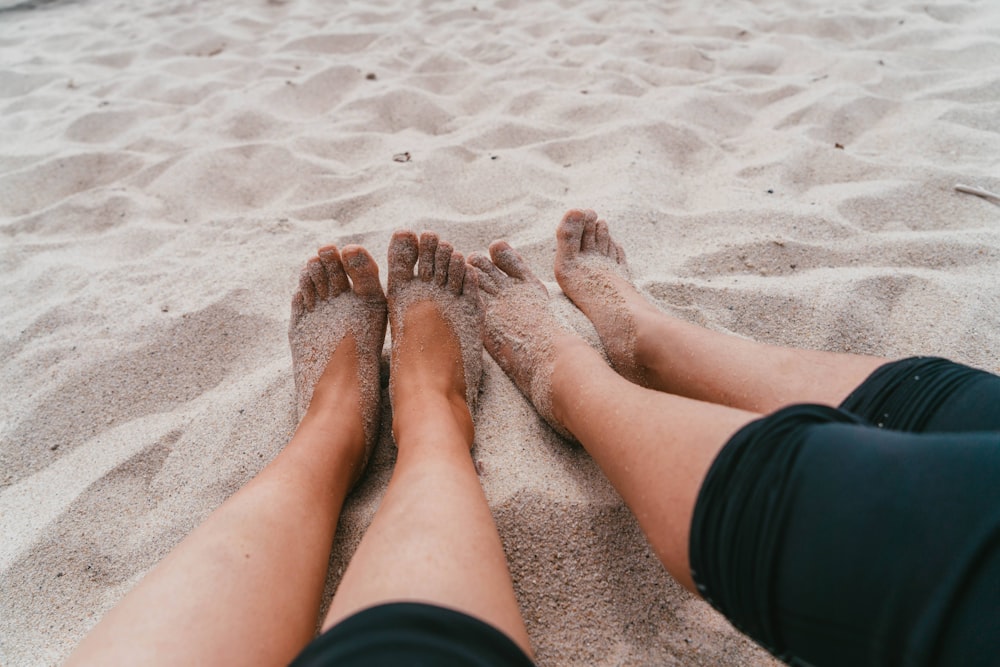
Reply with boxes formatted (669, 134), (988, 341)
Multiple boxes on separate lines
(690, 357), (1000, 667)
(289, 602), (535, 666)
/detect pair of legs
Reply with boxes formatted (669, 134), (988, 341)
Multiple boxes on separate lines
(66, 233), (532, 665)
(468, 208), (887, 592)
(474, 210), (1000, 665)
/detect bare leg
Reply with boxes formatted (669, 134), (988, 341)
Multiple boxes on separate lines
(321, 232), (533, 657)
(65, 246), (387, 666)
(469, 244), (759, 593)
(553, 209), (886, 413)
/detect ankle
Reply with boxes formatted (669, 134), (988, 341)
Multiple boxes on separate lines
(622, 305), (678, 383)
(392, 392), (474, 451)
(628, 307), (658, 366)
(548, 335), (611, 429)
(288, 404), (368, 487)
(300, 354), (359, 417)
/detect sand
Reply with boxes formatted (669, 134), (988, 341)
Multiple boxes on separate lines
(2, 0), (999, 664)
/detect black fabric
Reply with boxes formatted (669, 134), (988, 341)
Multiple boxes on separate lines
(840, 356), (1000, 433)
(289, 602), (535, 667)
(690, 357), (1000, 667)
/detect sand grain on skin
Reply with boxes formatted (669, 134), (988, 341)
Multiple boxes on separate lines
(554, 209), (647, 384)
(288, 246), (387, 467)
(388, 232), (484, 412)
(4, 0), (999, 664)
(471, 243), (574, 439)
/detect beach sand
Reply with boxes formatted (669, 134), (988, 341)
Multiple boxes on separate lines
(2, 0), (999, 664)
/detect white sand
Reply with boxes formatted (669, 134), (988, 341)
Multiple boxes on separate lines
(2, 0), (999, 664)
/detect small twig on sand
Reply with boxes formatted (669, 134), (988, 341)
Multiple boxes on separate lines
(955, 184), (1000, 204)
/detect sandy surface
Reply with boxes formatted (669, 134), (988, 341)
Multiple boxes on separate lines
(2, 0), (999, 664)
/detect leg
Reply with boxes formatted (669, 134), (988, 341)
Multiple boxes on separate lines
(839, 355), (1000, 433)
(65, 246), (387, 667)
(692, 406), (1000, 666)
(469, 243), (759, 592)
(320, 232), (533, 658)
(472, 233), (1000, 667)
(553, 209), (886, 413)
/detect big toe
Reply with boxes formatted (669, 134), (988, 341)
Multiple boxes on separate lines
(388, 230), (419, 290)
(489, 240), (535, 282)
(556, 208), (598, 255)
(342, 245), (385, 300)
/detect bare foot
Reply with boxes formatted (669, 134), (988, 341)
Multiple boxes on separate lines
(554, 208), (662, 387)
(468, 242), (588, 439)
(288, 245), (387, 481)
(387, 231), (483, 446)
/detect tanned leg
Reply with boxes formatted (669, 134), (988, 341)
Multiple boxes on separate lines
(469, 243), (759, 593)
(321, 231), (533, 658)
(65, 245), (387, 667)
(553, 209), (886, 413)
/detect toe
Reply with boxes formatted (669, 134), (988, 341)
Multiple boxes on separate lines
(418, 231), (439, 282)
(388, 230), (419, 290)
(447, 250), (466, 294)
(489, 240), (532, 281)
(298, 267), (317, 311)
(556, 209), (589, 253)
(614, 241), (627, 264)
(318, 245), (350, 297)
(307, 257), (329, 301)
(468, 252), (506, 293)
(468, 265), (497, 295)
(291, 291), (305, 322)
(594, 219), (612, 256)
(581, 214), (598, 252)
(462, 264), (480, 300)
(434, 240), (454, 287)
(342, 245), (385, 300)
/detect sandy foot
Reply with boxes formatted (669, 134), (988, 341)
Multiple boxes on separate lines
(387, 230), (484, 420)
(554, 209), (657, 387)
(288, 245), (387, 470)
(468, 241), (578, 440)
